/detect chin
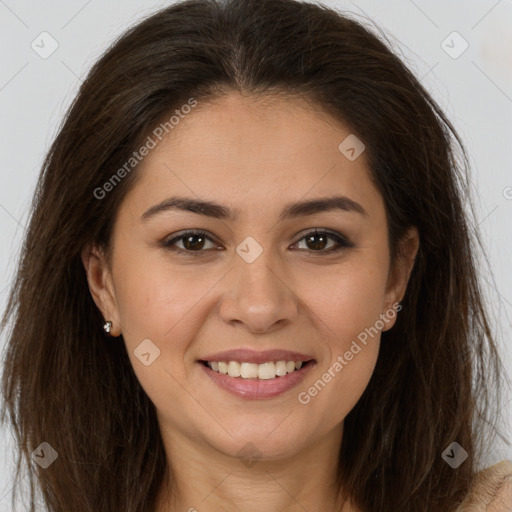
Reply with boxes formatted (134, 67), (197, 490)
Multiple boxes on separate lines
(205, 421), (310, 463)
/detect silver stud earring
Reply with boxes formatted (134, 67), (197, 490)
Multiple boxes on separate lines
(103, 321), (112, 334)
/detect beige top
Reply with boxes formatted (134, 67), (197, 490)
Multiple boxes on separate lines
(455, 460), (512, 511)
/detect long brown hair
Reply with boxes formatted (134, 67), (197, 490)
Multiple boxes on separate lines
(1, 0), (508, 510)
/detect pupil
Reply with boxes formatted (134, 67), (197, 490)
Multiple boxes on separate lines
(307, 234), (326, 250)
(184, 234), (204, 250)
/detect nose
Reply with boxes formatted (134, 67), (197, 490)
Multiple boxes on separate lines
(218, 250), (299, 334)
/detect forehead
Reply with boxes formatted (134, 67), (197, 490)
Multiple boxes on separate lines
(121, 92), (384, 223)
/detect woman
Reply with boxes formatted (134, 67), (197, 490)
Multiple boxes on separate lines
(1, 0), (511, 510)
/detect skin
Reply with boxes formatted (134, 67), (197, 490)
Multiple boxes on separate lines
(82, 92), (419, 512)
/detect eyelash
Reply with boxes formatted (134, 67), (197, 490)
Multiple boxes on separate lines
(162, 229), (353, 256)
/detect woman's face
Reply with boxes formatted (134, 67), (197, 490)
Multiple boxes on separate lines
(83, 92), (418, 462)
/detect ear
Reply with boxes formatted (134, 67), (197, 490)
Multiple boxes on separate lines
(381, 226), (420, 331)
(81, 244), (122, 337)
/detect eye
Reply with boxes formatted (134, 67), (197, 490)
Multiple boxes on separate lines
(292, 229), (353, 253)
(162, 228), (353, 256)
(162, 230), (220, 254)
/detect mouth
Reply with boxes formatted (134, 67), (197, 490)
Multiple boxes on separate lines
(197, 354), (316, 400)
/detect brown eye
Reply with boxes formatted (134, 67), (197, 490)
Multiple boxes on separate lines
(163, 230), (219, 253)
(293, 229), (353, 253)
(180, 233), (206, 251)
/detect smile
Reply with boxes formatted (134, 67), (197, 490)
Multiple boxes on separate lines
(198, 359), (316, 399)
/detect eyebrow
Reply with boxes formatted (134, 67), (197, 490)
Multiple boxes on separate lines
(141, 195), (368, 223)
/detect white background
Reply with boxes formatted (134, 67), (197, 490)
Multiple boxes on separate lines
(1, 0), (511, 509)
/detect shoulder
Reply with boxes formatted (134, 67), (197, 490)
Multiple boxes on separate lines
(455, 460), (512, 512)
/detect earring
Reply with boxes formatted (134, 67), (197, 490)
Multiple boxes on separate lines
(103, 321), (113, 334)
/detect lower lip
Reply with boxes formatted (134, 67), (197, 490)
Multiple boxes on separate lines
(198, 361), (315, 400)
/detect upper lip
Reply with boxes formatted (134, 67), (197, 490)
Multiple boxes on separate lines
(199, 349), (315, 365)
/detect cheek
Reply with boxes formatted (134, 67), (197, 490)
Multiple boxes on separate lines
(111, 260), (205, 410)
(297, 300), (381, 428)
(294, 258), (386, 418)
(111, 254), (228, 399)
(112, 252), (204, 339)
(303, 256), (389, 342)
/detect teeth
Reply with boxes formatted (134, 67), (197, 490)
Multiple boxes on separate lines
(240, 362), (258, 378)
(258, 362), (275, 380)
(206, 360), (306, 379)
(275, 361), (287, 376)
(228, 361), (241, 377)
